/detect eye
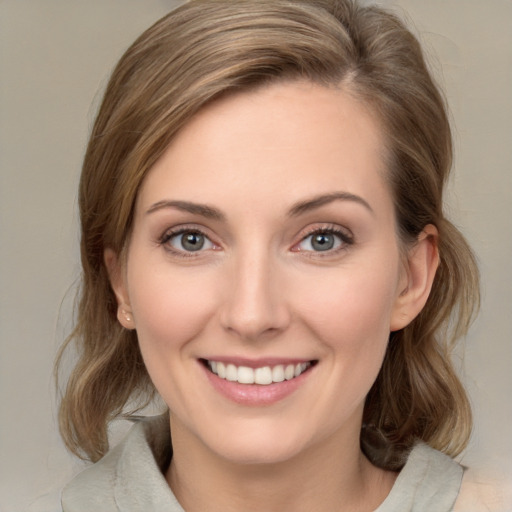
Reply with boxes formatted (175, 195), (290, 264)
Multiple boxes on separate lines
(298, 232), (341, 252)
(294, 228), (353, 253)
(163, 229), (215, 253)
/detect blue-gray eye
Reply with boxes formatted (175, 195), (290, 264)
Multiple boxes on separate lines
(298, 231), (344, 252)
(169, 231), (213, 252)
(311, 233), (335, 251)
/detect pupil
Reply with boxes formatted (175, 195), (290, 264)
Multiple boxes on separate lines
(182, 232), (204, 251)
(312, 233), (334, 251)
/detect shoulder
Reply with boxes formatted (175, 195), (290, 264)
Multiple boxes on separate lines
(61, 414), (178, 512)
(376, 442), (464, 512)
(454, 467), (512, 512)
(61, 438), (123, 510)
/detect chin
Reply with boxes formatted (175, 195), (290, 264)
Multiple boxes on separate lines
(199, 419), (317, 466)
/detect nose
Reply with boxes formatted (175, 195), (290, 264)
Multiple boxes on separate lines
(219, 249), (291, 341)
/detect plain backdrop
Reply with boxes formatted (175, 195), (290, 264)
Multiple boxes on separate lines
(1, 1), (511, 510)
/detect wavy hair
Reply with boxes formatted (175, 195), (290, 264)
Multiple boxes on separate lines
(56, 0), (479, 468)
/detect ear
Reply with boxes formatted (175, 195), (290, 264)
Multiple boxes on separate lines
(390, 224), (439, 332)
(104, 248), (135, 330)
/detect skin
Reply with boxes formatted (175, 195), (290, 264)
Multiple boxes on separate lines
(107, 81), (438, 512)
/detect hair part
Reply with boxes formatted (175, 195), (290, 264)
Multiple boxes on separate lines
(56, 0), (479, 469)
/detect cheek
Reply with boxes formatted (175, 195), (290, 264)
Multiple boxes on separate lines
(295, 263), (399, 359)
(295, 268), (398, 420)
(127, 266), (217, 354)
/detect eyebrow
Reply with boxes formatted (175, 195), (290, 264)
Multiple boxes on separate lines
(146, 191), (373, 221)
(288, 192), (374, 217)
(146, 200), (226, 221)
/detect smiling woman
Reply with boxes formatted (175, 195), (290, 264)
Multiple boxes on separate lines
(56, 1), (483, 511)
(106, 83), (420, 475)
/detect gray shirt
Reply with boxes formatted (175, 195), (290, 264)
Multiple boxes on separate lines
(62, 415), (463, 511)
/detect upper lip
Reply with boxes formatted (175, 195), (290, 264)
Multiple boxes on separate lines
(199, 357), (316, 369)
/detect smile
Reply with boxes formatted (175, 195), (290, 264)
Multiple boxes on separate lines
(205, 360), (314, 385)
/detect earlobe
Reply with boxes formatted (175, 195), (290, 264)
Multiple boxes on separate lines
(118, 308), (135, 329)
(104, 248), (135, 330)
(390, 224), (439, 332)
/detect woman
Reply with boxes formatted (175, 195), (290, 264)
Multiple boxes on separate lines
(57, 0), (482, 510)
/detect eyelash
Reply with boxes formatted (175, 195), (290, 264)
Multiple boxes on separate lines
(292, 225), (354, 257)
(158, 224), (354, 258)
(158, 225), (218, 259)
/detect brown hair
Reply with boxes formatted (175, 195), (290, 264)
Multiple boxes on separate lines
(56, 0), (479, 468)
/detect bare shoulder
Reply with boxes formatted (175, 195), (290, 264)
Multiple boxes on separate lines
(454, 467), (512, 512)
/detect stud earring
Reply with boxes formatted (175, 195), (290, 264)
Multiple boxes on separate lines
(122, 310), (132, 323)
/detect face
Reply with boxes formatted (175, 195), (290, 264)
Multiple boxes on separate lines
(110, 81), (416, 465)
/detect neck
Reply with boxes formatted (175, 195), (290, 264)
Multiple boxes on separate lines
(165, 416), (396, 512)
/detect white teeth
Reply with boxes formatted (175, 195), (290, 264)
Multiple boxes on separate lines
(294, 363), (308, 377)
(207, 360), (312, 385)
(217, 362), (226, 378)
(226, 364), (238, 382)
(272, 365), (285, 383)
(254, 366), (273, 385)
(237, 366), (255, 384)
(284, 364), (295, 380)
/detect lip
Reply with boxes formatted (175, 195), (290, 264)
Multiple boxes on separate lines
(199, 358), (316, 406)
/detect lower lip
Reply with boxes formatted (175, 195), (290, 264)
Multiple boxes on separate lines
(201, 363), (314, 406)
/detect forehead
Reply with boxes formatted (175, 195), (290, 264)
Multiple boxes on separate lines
(137, 80), (390, 214)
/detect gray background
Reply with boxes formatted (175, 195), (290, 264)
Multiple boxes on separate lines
(1, 1), (511, 510)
